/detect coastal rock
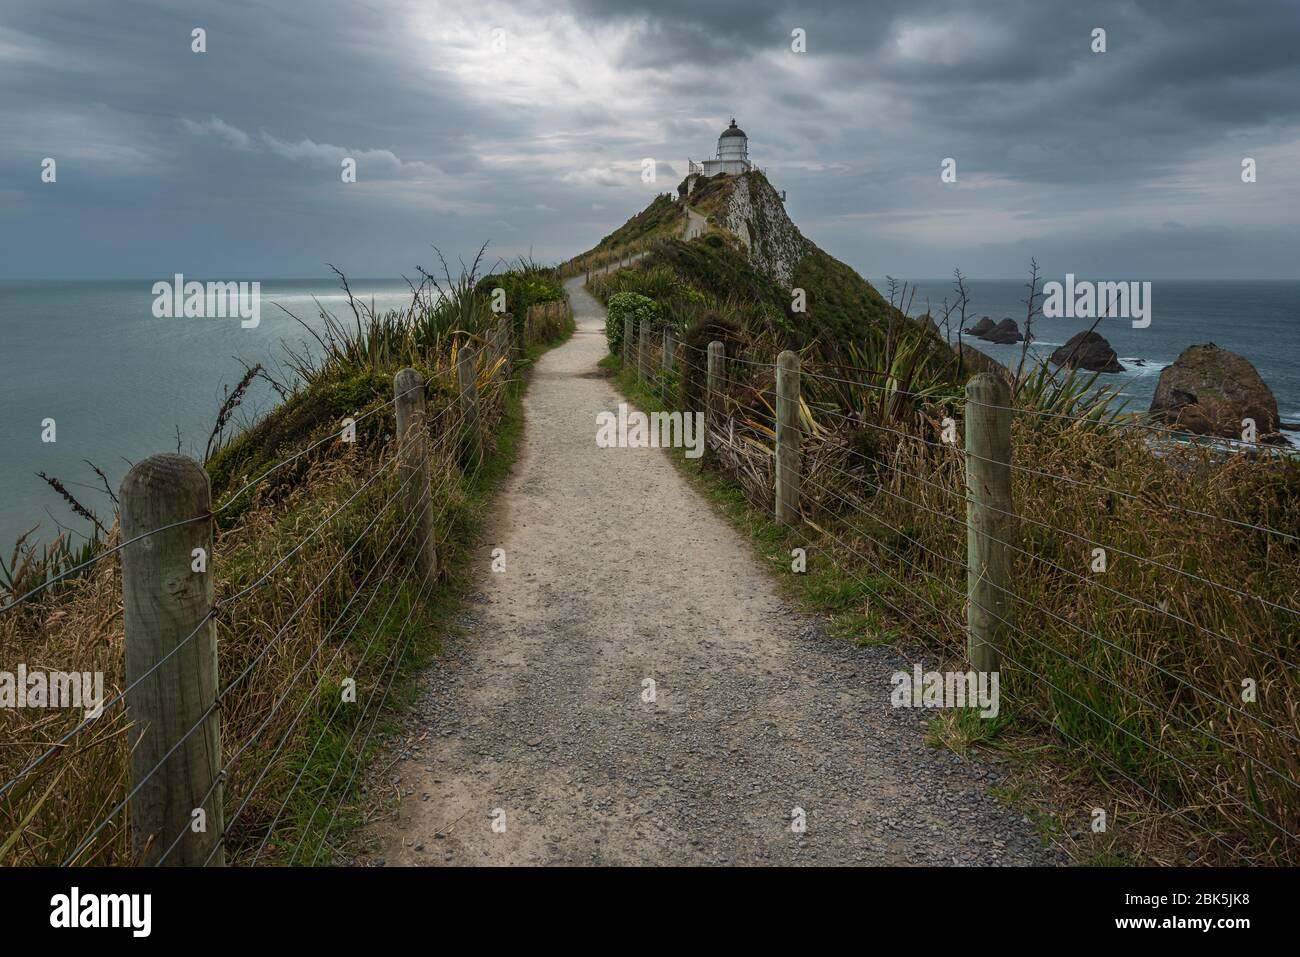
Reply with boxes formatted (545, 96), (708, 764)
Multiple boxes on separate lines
(982, 318), (1023, 344)
(952, 343), (1012, 383)
(1050, 331), (1125, 373)
(1149, 343), (1281, 442)
(965, 317), (995, 337)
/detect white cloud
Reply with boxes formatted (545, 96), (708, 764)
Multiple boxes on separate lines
(180, 116), (255, 151)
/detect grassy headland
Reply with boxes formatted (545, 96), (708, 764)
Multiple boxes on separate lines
(0, 256), (573, 865)
(579, 179), (1300, 866)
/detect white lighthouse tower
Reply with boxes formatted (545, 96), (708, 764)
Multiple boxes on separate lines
(690, 118), (754, 179)
(715, 119), (749, 168)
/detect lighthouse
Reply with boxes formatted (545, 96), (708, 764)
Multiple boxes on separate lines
(689, 118), (754, 179)
(715, 119), (749, 167)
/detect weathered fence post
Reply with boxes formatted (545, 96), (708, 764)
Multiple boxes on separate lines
(706, 340), (723, 462)
(394, 368), (438, 583)
(965, 372), (1014, 673)
(638, 320), (650, 381)
(775, 350), (802, 525)
(662, 327), (675, 376)
(623, 317), (635, 365)
(457, 345), (482, 469)
(120, 453), (222, 866)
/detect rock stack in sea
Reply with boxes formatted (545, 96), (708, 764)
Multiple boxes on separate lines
(1150, 343), (1282, 443)
(1050, 331), (1125, 373)
(963, 316), (1024, 344)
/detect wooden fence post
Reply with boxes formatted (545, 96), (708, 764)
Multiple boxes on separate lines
(706, 341), (724, 462)
(394, 368), (438, 583)
(457, 345), (482, 469)
(775, 350), (802, 525)
(496, 321), (511, 377)
(120, 453), (222, 866)
(662, 327), (675, 376)
(623, 317), (635, 365)
(965, 372), (1014, 673)
(638, 320), (650, 381)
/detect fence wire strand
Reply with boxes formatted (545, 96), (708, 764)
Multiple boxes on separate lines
(1, 324), (525, 865)
(626, 337), (1300, 859)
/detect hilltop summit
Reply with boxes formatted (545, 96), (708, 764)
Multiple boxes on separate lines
(568, 120), (969, 356)
(679, 168), (809, 288)
(577, 163), (899, 350)
(677, 120), (808, 285)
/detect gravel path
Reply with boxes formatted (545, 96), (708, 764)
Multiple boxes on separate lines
(684, 207), (707, 239)
(363, 277), (1063, 866)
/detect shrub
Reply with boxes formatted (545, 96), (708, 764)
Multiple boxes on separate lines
(475, 271), (563, 314)
(606, 292), (660, 355)
(475, 266), (564, 344)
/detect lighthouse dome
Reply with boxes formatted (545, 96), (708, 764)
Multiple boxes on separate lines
(717, 118), (748, 162)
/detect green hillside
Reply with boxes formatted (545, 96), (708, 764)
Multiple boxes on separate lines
(570, 169), (964, 373)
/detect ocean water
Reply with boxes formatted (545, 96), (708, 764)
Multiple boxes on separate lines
(0, 279), (414, 551)
(888, 278), (1300, 429)
(2, 277), (1297, 551)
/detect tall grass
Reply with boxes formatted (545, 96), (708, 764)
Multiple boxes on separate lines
(279, 250), (502, 391)
(599, 242), (1300, 864)
(668, 338), (1300, 864)
(0, 254), (573, 865)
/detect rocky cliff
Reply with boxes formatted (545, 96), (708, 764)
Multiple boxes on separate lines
(580, 170), (909, 350)
(709, 173), (810, 288)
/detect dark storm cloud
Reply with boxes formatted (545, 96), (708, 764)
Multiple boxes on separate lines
(574, 0), (1300, 178)
(1, 0), (1296, 279)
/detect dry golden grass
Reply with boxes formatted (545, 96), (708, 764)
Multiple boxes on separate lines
(673, 354), (1300, 865)
(0, 328), (531, 866)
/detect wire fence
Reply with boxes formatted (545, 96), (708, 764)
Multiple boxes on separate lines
(625, 332), (1300, 865)
(4, 292), (1294, 866)
(0, 301), (572, 866)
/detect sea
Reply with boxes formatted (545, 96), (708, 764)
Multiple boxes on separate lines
(1, 277), (1297, 550)
(0, 279), (414, 552)
(889, 277), (1299, 433)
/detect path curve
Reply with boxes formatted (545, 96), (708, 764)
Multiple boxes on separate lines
(684, 207), (707, 240)
(363, 277), (1061, 866)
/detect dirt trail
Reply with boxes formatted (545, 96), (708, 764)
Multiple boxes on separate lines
(684, 207), (707, 239)
(363, 277), (1062, 866)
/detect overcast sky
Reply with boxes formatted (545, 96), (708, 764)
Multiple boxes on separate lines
(2, 0), (1297, 280)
